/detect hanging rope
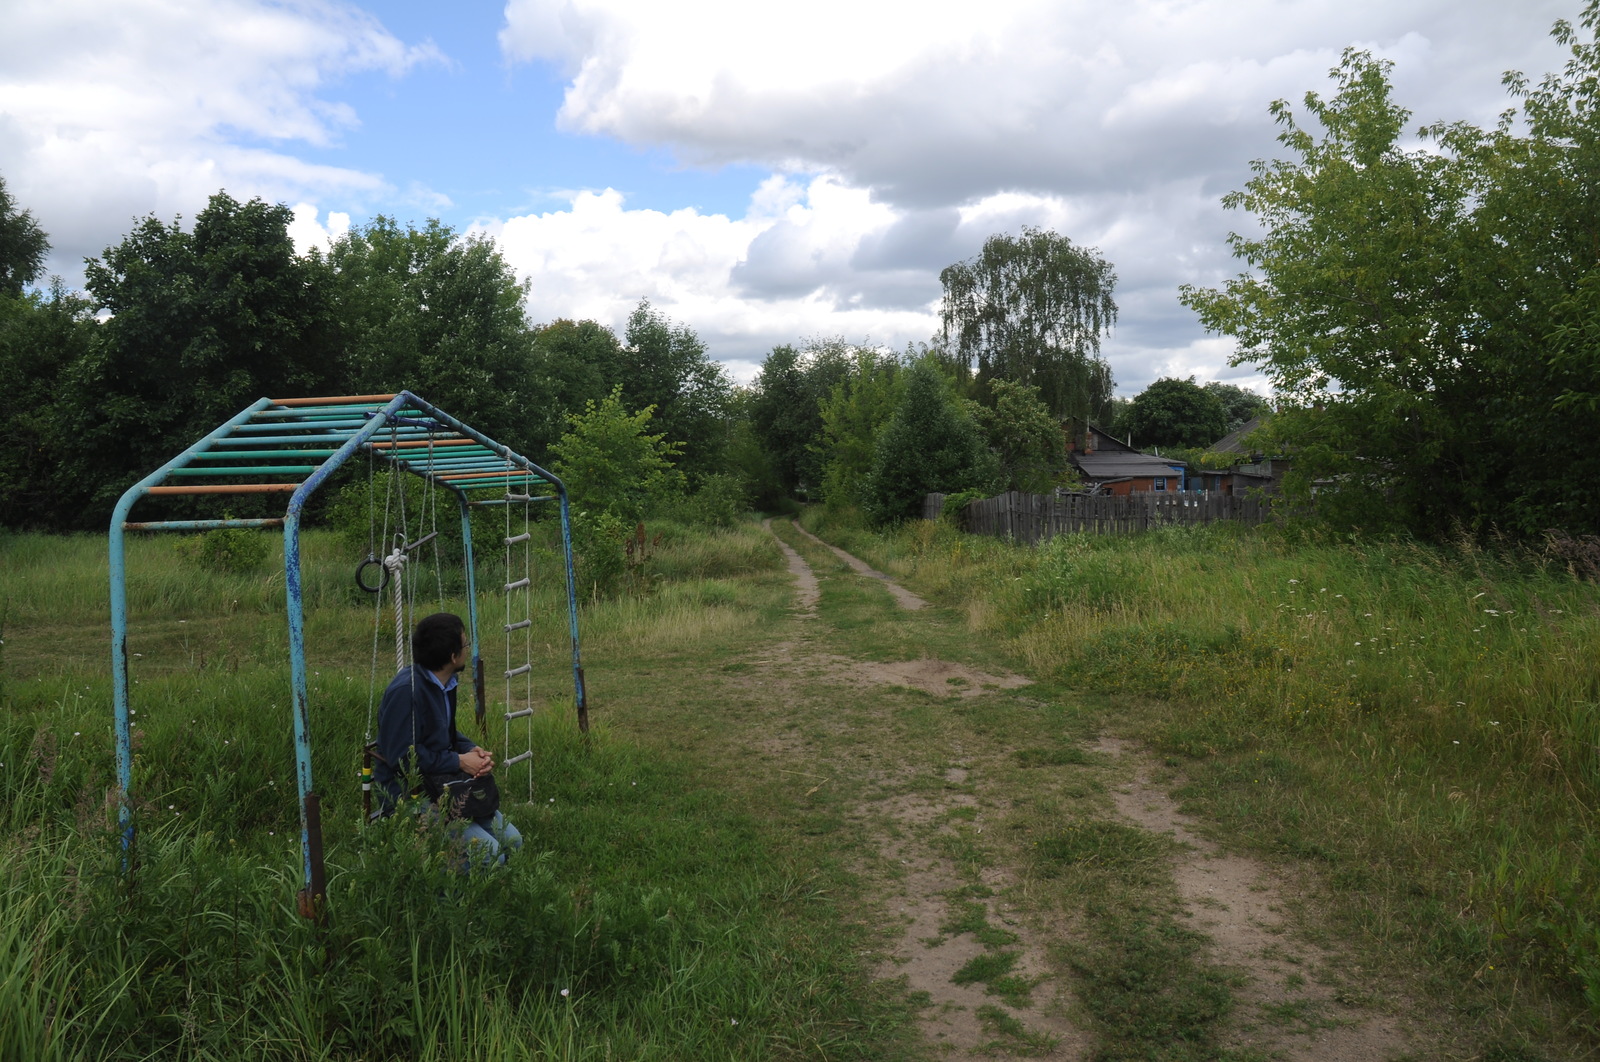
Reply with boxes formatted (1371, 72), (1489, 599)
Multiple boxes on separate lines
(384, 544), (408, 673)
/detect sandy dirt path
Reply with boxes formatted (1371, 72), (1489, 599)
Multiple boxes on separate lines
(758, 520), (1421, 1060)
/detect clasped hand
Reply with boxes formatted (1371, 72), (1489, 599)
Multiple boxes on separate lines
(459, 747), (494, 777)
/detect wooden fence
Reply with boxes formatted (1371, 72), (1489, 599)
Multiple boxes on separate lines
(923, 490), (1268, 543)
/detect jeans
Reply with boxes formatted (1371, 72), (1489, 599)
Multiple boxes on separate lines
(453, 811), (522, 869)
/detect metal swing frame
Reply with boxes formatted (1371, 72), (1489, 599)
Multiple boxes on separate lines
(108, 392), (587, 912)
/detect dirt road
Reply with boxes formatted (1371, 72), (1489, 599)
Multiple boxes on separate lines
(753, 519), (1419, 1059)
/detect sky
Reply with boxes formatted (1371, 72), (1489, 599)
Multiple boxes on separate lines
(0, 0), (1577, 391)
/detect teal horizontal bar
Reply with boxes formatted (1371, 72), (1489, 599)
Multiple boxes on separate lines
(439, 478), (551, 491)
(194, 449), (339, 459)
(215, 430), (429, 445)
(232, 417), (370, 431)
(167, 465), (315, 476)
(395, 457), (508, 472)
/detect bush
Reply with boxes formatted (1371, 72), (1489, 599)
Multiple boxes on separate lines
(184, 526), (270, 573)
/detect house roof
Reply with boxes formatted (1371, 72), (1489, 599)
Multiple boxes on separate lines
(1084, 423), (1134, 452)
(1209, 415), (1266, 455)
(1071, 451), (1186, 480)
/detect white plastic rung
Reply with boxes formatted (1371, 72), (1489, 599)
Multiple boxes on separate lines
(504, 663), (533, 678)
(503, 750), (532, 767)
(504, 577), (531, 592)
(505, 493), (531, 502)
(504, 532), (531, 546)
(503, 619), (532, 632)
(504, 708), (534, 720)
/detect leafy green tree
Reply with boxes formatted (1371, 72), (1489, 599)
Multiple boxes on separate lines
(67, 192), (337, 514)
(939, 228), (1117, 423)
(863, 358), (996, 526)
(549, 385), (685, 524)
(318, 217), (538, 454)
(1202, 382), (1272, 431)
(816, 348), (904, 508)
(0, 174), (49, 296)
(1180, 20), (1600, 538)
(749, 338), (858, 499)
(1124, 377), (1228, 450)
(526, 318), (623, 456)
(0, 282), (96, 528)
(616, 301), (732, 482)
(971, 379), (1066, 492)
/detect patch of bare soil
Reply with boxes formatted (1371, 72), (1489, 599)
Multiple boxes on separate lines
(870, 782), (1088, 1058)
(1094, 737), (1417, 1062)
(788, 520), (928, 610)
(856, 657), (1032, 699)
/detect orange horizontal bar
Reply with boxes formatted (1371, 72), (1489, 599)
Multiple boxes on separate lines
(147, 484), (302, 495)
(370, 438), (477, 450)
(269, 394), (397, 407)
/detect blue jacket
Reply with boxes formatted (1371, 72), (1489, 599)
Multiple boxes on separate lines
(373, 666), (476, 812)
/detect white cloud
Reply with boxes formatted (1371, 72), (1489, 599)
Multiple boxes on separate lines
(484, 176), (950, 380)
(0, 0), (439, 279)
(501, 0), (1569, 208)
(287, 203), (351, 254)
(495, 0), (1571, 392)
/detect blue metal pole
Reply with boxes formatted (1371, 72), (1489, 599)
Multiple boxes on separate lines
(556, 483), (587, 732)
(109, 397), (273, 864)
(458, 492), (485, 728)
(283, 394), (412, 896)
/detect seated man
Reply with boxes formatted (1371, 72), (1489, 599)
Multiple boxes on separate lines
(374, 612), (521, 866)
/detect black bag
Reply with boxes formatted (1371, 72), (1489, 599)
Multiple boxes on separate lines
(422, 770), (500, 822)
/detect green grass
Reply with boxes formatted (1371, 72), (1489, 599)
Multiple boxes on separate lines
(0, 524), (918, 1061)
(803, 506), (1600, 1047)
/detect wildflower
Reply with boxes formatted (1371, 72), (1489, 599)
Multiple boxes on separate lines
(168, 804), (175, 809)
(1288, 579), (1299, 584)
(560, 988), (570, 998)
(731, 1018), (739, 1026)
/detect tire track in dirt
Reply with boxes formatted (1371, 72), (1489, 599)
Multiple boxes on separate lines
(760, 523), (1427, 1059)
(788, 520), (927, 610)
(764, 518), (819, 614)
(763, 521), (1084, 1057)
(1095, 736), (1418, 1061)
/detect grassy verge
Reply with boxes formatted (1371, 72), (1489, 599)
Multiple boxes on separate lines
(0, 524), (916, 1061)
(800, 506), (1600, 1054)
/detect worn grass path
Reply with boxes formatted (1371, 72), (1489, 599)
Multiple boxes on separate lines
(696, 519), (1430, 1060)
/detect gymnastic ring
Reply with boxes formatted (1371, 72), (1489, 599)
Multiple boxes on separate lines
(355, 556), (390, 594)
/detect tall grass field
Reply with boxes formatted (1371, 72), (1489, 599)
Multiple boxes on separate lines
(803, 508), (1600, 1039)
(0, 524), (910, 1062)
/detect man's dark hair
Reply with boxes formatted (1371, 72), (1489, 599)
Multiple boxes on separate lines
(413, 613), (467, 671)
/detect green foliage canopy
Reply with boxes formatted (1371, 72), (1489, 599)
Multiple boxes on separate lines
(863, 358), (996, 526)
(0, 175), (48, 297)
(550, 385), (686, 524)
(1123, 377), (1228, 450)
(318, 217), (538, 456)
(971, 379), (1067, 493)
(939, 228), (1118, 424)
(617, 301), (732, 482)
(1180, 13), (1600, 538)
(816, 348), (904, 509)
